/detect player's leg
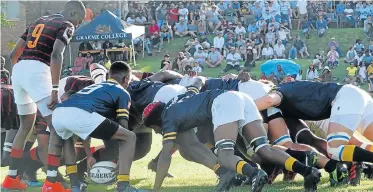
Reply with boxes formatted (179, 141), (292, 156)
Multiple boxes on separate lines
(1, 129), (18, 167)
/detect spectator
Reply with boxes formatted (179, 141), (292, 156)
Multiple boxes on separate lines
(288, 45), (297, 60)
(83, 4), (94, 22)
(239, 3), (251, 25)
(300, 17), (313, 38)
(192, 62), (202, 73)
(155, 3), (168, 27)
(135, 14), (147, 24)
(252, 33), (264, 58)
(126, 14), (136, 24)
(344, 3), (355, 27)
(176, 52), (186, 71)
(279, 0), (291, 26)
(306, 64), (319, 81)
(160, 54), (171, 70)
(327, 46), (339, 68)
(91, 41), (102, 50)
(362, 51), (373, 68)
(168, 4), (179, 26)
(367, 62), (373, 91)
(344, 46), (358, 64)
(274, 65), (285, 81)
(224, 4), (237, 23)
(312, 54), (323, 69)
(359, 3), (369, 24)
(328, 37), (343, 57)
(277, 25), (291, 45)
(320, 66), (332, 82)
(364, 15), (373, 34)
(187, 2), (198, 21)
(194, 47), (208, 67)
(234, 22), (246, 36)
(160, 22), (173, 43)
(149, 20), (160, 36)
(368, 40), (373, 53)
(85, 52), (94, 66)
(265, 27), (276, 46)
(150, 32), (163, 53)
(256, 17), (267, 32)
(206, 5), (222, 33)
(102, 40), (113, 50)
(79, 41), (93, 51)
(95, 50), (105, 63)
(358, 61), (367, 83)
(268, 17), (280, 31)
(294, 35), (310, 58)
(245, 46), (256, 69)
(297, 0), (308, 30)
(262, 44), (274, 60)
(222, 47), (242, 73)
(174, 18), (195, 37)
(187, 20), (198, 36)
(1, 56), (10, 84)
(345, 62), (358, 85)
(213, 32), (225, 53)
(354, 39), (365, 54)
(72, 52), (86, 75)
(206, 46), (223, 68)
(178, 4), (189, 21)
(259, 72), (268, 80)
(199, 3), (208, 22)
(197, 20), (207, 35)
(296, 69), (303, 80)
(274, 40), (286, 59)
(316, 15), (327, 37)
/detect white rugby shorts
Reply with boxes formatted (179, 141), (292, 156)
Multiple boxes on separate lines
(58, 77), (68, 102)
(153, 84), (187, 103)
(211, 91), (262, 134)
(238, 80), (271, 100)
(52, 107), (105, 140)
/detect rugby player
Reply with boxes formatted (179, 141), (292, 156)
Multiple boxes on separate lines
(143, 90), (321, 192)
(2, 1), (85, 191)
(255, 81), (373, 168)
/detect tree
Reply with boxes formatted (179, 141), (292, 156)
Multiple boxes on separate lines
(0, 13), (13, 27)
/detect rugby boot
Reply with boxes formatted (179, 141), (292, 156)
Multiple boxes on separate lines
(305, 151), (318, 167)
(71, 181), (88, 192)
(349, 162), (363, 186)
(1, 151), (11, 167)
(116, 184), (150, 192)
(250, 168), (268, 192)
(230, 174), (249, 187)
(147, 159), (174, 178)
(214, 168), (236, 191)
(363, 163), (373, 179)
(329, 163), (348, 186)
(303, 167), (321, 192)
(1, 176), (28, 191)
(41, 180), (72, 192)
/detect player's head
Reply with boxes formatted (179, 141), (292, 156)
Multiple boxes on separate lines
(143, 102), (166, 134)
(62, 0), (86, 26)
(237, 69), (251, 82)
(90, 63), (108, 84)
(109, 61), (132, 89)
(60, 90), (77, 102)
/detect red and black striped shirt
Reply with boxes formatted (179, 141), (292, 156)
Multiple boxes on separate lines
(19, 14), (75, 66)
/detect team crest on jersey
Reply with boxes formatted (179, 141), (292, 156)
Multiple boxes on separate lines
(95, 25), (112, 34)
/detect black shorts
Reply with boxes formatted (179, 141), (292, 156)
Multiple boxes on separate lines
(283, 117), (309, 141)
(89, 119), (119, 140)
(260, 109), (283, 124)
(1, 87), (19, 130)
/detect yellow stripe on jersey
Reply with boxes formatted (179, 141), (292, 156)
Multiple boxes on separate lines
(187, 87), (199, 94)
(164, 132), (177, 137)
(117, 113), (129, 117)
(117, 109), (129, 113)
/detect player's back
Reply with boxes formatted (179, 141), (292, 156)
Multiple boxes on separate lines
(20, 14), (74, 65)
(201, 78), (240, 92)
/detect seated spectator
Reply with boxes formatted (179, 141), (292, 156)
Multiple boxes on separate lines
(294, 35), (310, 58)
(362, 51), (373, 67)
(256, 17), (267, 32)
(328, 37), (343, 57)
(150, 32), (163, 53)
(280, 73), (295, 84)
(252, 33), (264, 58)
(206, 5), (222, 33)
(95, 50), (105, 63)
(296, 69), (303, 80)
(369, 72), (373, 92)
(135, 14), (147, 24)
(234, 22), (246, 36)
(268, 17), (280, 31)
(174, 18), (195, 37)
(160, 54), (172, 70)
(224, 4), (237, 23)
(85, 52), (94, 66)
(102, 40), (113, 50)
(315, 15), (327, 37)
(274, 65), (285, 81)
(251, 2), (263, 21)
(194, 47), (208, 67)
(300, 18), (313, 38)
(354, 39), (365, 54)
(72, 52), (86, 75)
(149, 20), (160, 36)
(343, 3), (355, 27)
(185, 38), (199, 56)
(155, 3), (168, 27)
(213, 32), (225, 54)
(265, 27), (276, 47)
(197, 20), (207, 36)
(360, 3), (369, 24)
(91, 41), (102, 50)
(187, 20), (198, 36)
(245, 46), (256, 69)
(239, 3), (251, 25)
(126, 14), (136, 24)
(222, 47), (242, 73)
(344, 46), (358, 64)
(313, 54), (323, 69)
(369, 40), (373, 53)
(176, 52), (187, 71)
(358, 61), (367, 83)
(277, 25), (291, 45)
(327, 47), (339, 68)
(192, 62), (202, 73)
(79, 41), (93, 51)
(262, 44), (274, 60)
(345, 62), (358, 85)
(288, 45), (297, 60)
(320, 66), (332, 82)
(206, 46), (223, 68)
(306, 64), (319, 81)
(365, 15), (373, 37)
(274, 40), (286, 59)
(160, 22), (173, 42)
(259, 72), (268, 80)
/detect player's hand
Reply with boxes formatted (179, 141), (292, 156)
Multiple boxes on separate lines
(48, 91), (59, 110)
(87, 156), (97, 171)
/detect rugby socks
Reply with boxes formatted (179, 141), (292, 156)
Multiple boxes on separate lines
(236, 160), (255, 176)
(46, 154), (61, 183)
(117, 174), (130, 188)
(284, 157), (312, 177)
(361, 144), (373, 152)
(8, 148), (24, 178)
(324, 159), (339, 173)
(285, 148), (306, 162)
(66, 164), (79, 187)
(3, 142), (12, 154)
(350, 146), (373, 162)
(24, 141), (34, 152)
(18, 148), (44, 181)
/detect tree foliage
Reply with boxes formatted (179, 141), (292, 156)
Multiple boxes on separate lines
(1, 13), (13, 27)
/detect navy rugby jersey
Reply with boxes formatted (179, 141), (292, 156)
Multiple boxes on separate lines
(275, 81), (343, 120)
(201, 78), (240, 92)
(57, 79), (131, 120)
(161, 90), (226, 143)
(164, 78), (182, 85)
(19, 14), (75, 65)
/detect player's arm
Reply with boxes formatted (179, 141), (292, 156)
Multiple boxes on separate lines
(116, 90), (131, 129)
(254, 92), (282, 111)
(50, 39), (66, 87)
(153, 139), (175, 192)
(148, 70), (183, 82)
(82, 137), (96, 168)
(10, 38), (26, 65)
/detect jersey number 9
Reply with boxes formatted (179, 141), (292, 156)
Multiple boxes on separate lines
(27, 24), (45, 49)
(78, 84), (103, 95)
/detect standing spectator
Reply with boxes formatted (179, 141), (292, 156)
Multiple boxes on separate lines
(194, 47), (208, 67)
(160, 54), (172, 70)
(262, 44), (274, 59)
(72, 52), (86, 75)
(178, 4), (189, 21)
(213, 32), (225, 54)
(274, 65), (286, 81)
(328, 37), (343, 57)
(156, 3), (168, 27)
(95, 50), (105, 63)
(274, 40), (286, 58)
(336, 1), (345, 25)
(150, 32), (163, 53)
(358, 62), (367, 83)
(174, 18), (190, 37)
(160, 22), (173, 43)
(320, 66), (332, 82)
(297, 0), (308, 30)
(245, 46), (255, 69)
(362, 51), (373, 68)
(1, 56), (10, 84)
(367, 62), (373, 91)
(91, 41), (102, 50)
(344, 3), (355, 27)
(345, 62), (358, 84)
(187, 2), (198, 21)
(364, 15), (373, 34)
(327, 46), (339, 68)
(252, 33), (264, 58)
(149, 20), (160, 36)
(168, 4), (179, 26)
(85, 52), (94, 66)
(222, 47), (242, 73)
(277, 25), (291, 45)
(294, 35), (310, 58)
(288, 45), (297, 60)
(316, 15), (327, 37)
(354, 39), (365, 54)
(199, 3), (208, 22)
(234, 22), (246, 36)
(102, 40), (113, 50)
(206, 5), (222, 33)
(279, 0), (291, 26)
(83, 4), (94, 22)
(206, 46), (223, 68)
(344, 46), (358, 64)
(79, 41), (93, 51)
(126, 14), (136, 24)
(306, 64), (319, 81)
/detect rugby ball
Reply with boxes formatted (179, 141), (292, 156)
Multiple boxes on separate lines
(89, 161), (117, 184)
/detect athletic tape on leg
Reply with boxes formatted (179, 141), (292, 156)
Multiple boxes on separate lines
(249, 136), (269, 152)
(214, 139), (236, 154)
(326, 132), (351, 161)
(272, 135), (292, 145)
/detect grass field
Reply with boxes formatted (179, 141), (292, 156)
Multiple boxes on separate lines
(1, 28), (373, 191)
